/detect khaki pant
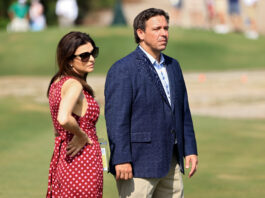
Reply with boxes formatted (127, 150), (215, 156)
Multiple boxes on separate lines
(7, 18), (29, 32)
(116, 153), (184, 198)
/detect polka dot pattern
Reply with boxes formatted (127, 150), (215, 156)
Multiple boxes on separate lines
(46, 76), (103, 198)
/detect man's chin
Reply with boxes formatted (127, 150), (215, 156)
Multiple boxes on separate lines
(159, 45), (167, 51)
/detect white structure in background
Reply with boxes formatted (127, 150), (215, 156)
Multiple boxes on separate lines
(55, 0), (78, 27)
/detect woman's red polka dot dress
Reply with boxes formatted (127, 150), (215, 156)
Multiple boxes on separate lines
(46, 76), (103, 198)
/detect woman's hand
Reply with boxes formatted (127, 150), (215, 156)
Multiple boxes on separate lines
(66, 132), (93, 157)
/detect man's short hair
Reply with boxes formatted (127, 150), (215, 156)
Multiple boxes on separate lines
(133, 8), (169, 44)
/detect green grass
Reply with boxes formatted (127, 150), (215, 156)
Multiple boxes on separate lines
(0, 97), (118, 197)
(0, 26), (264, 76)
(0, 97), (265, 197)
(184, 116), (265, 198)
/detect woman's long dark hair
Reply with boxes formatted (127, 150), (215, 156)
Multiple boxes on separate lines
(47, 31), (96, 97)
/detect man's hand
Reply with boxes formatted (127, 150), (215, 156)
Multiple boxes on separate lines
(115, 163), (133, 180)
(185, 154), (198, 178)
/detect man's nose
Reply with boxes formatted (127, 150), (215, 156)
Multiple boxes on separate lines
(161, 28), (168, 36)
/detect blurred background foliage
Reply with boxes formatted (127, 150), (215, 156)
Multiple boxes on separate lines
(0, 0), (115, 28)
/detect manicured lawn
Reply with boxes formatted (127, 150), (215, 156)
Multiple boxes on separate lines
(0, 97), (118, 197)
(0, 97), (264, 197)
(184, 116), (265, 198)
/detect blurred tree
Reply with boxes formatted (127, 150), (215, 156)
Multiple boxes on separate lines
(111, 0), (127, 26)
(77, 0), (115, 24)
(42, 0), (57, 25)
(0, 0), (10, 18)
(75, 0), (92, 25)
(0, 0), (15, 28)
(89, 0), (115, 9)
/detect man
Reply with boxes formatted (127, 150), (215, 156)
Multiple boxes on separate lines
(105, 8), (198, 198)
(7, 0), (30, 32)
(242, 0), (259, 39)
(227, 0), (242, 32)
(29, 0), (46, 31)
(214, 0), (230, 34)
(169, 0), (183, 26)
(55, 0), (78, 27)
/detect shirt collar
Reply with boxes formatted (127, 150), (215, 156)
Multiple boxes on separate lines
(139, 45), (165, 66)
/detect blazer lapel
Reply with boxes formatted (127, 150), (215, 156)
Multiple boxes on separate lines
(165, 57), (176, 112)
(135, 47), (171, 108)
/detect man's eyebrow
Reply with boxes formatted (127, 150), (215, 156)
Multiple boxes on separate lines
(152, 25), (169, 29)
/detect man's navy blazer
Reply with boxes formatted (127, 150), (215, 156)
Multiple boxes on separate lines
(104, 47), (197, 178)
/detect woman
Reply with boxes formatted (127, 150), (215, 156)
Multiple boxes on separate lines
(29, 0), (46, 31)
(46, 31), (103, 197)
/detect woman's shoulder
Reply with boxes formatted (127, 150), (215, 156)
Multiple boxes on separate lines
(50, 76), (83, 96)
(61, 76), (83, 92)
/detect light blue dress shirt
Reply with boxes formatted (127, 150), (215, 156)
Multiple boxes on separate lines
(139, 46), (171, 105)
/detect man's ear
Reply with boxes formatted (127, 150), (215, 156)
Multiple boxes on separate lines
(137, 29), (145, 41)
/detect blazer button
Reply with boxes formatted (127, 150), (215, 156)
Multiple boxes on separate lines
(171, 129), (175, 134)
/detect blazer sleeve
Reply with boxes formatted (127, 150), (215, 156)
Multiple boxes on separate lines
(179, 67), (198, 157)
(183, 84), (198, 156)
(104, 61), (133, 165)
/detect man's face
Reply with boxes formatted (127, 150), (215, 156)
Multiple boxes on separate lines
(138, 15), (169, 53)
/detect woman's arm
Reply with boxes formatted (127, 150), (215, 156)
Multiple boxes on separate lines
(57, 79), (92, 157)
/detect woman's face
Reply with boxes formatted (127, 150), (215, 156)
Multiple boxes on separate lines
(70, 42), (96, 76)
